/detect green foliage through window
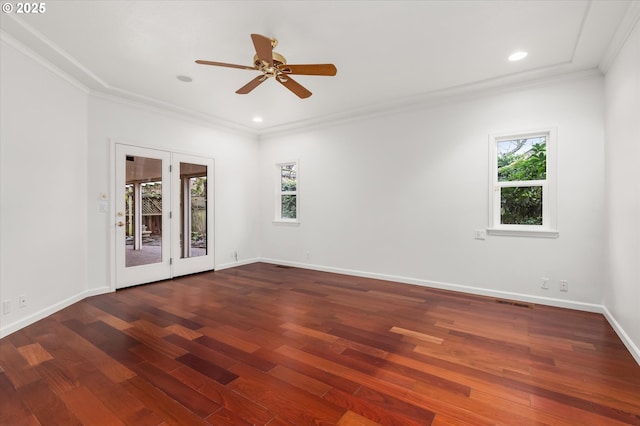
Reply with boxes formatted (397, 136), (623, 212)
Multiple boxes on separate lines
(190, 176), (207, 251)
(281, 195), (297, 219)
(500, 186), (543, 225)
(279, 163), (297, 220)
(496, 136), (546, 226)
(498, 137), (546, 182)
(281, 164), (297, 191)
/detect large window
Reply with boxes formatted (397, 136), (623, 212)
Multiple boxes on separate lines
(276, 162), (298, 222)
(488, 129), (557, 237)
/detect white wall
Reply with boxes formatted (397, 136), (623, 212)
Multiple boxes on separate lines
(259, 76), (606, 309)
(0, 39), (89, 336)
(604, 20), (640, 362)
(0, 36), (261, 336)
(86, 95), (260, 292)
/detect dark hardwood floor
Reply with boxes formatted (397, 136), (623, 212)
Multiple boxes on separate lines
(1, 263), (639, 425)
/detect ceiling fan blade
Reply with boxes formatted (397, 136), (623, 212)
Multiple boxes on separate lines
(251, 34), (273, 66)
(277, 75), (312, 99)
(236, 75), (268, 94)
(195, 60), (256, 70)
(279, 64), (337, 76)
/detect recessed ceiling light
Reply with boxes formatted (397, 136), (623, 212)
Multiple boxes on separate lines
(176, 75), (193, 82)
(252, 116), (264, 123)
(508, 51), (528, 62)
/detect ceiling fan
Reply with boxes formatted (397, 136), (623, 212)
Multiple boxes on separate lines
(196, 34), (337, 99)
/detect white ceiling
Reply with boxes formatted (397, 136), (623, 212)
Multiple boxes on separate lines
(1, 1), (636, 134)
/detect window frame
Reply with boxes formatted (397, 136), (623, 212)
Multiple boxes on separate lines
(274, 160), (300, 224)
(487, 128), (558, 238)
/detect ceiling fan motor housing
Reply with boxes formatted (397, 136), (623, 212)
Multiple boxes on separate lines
(254, 52), (287, 78)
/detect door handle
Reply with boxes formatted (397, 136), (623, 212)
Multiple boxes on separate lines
(117, 221), (125, 227)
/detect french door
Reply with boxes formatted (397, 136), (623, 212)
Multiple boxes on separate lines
(171, 153), (215, 278)
(114, 144), (214, 289)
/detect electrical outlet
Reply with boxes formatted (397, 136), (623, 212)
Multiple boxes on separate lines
(2, 300), (10, 315)
(560, 280), (569, 292)
(231, 251), (238, 262)
(541, 277), (549, 289)
(19, 295), (27, 308)
(305, 251), (310, 260)
(474, 229), (486, 240)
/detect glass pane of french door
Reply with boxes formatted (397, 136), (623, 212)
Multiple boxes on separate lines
(125, 156), (164, 267)
(172, 153), (214, 278)
(180, 162), (208, 259)
(115, 144), (171, 289)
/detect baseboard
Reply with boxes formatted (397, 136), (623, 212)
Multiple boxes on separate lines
(258, 258), (603, 313)
(0, 286), (112, 338)
(215, 257), (261, 271)
(602, 306), (640, 365)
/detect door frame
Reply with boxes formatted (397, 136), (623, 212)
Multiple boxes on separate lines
(108, 140), (215, 291)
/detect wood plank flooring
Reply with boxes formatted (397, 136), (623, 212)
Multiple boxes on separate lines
(1, 262), (640, 425)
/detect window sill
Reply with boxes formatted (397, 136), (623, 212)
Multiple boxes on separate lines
(272, 220), (300, 227)
(486, 228), (559, 238)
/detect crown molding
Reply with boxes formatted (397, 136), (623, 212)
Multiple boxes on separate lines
(2, 13), (108, 88)
(1, 27), (257, 138)
(599, 0), (640, 73)
(1, 30), (90, 94)
(89, 87), (258, 138)
(2, 15), (257, 138)
(259, 66), (603, 139)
